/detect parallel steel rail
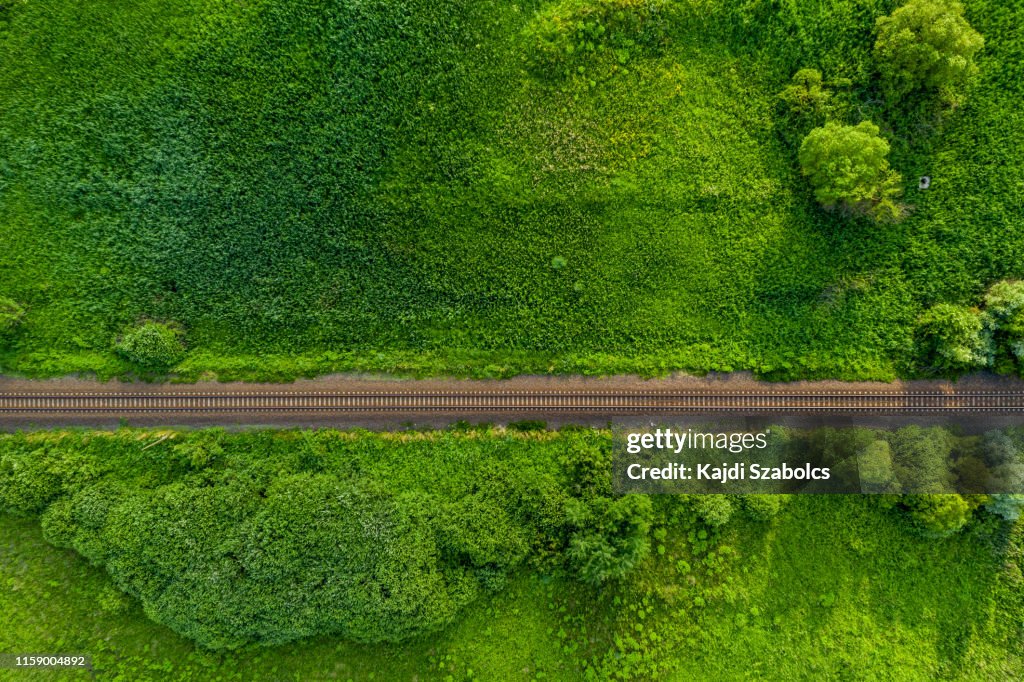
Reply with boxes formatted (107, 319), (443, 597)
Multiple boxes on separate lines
(1, 390), (1024, 414)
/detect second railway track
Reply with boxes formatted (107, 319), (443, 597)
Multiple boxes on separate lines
(3, 390), (1024, 414)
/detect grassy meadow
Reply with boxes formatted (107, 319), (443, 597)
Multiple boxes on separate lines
(0, 426), (1022, 680)
(0, 1), (1021, 380)
(2, 492), (1021, 680)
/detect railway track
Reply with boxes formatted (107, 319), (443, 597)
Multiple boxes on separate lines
(2, 390), (1024, 414)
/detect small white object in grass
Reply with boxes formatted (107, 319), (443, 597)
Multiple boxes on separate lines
(919, 176), (931, 190)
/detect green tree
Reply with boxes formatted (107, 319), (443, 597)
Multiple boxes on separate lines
(916, 303), (991, 370)
(858, 440), (900, 494)
(42, 474), (479, 649)
(114, 321), (185, 370)
(874, 0), (984, 104)
(985, 494), (1024, 522)
(798, 121), (903, 221)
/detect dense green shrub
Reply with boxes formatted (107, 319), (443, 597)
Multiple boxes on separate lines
(858, 440), (900, 494)
(983, 280), (1024, 365)
(691, 495), (733, 527)
(565, 495), (652, 585)
(898, 494), (974, 537)
(778, 68), (832, 119)
(436, 493), (531, 579)
(2, 428), (653, 647)
(523, 0), (669, 76)
(874, 0), (984, 104)
(984, 494), (1024, 522)
(114, 322), (185, 370)
(915, 303), (991, 370)
(887, 426), (956, 493)
(0, 297), (24, 342)
(738, 494), (786, 521)
(798, 121), (904, 221)
(1, 423), (1019, 656)
(0, 444), (106, 516)
(41, 471), (505, 648)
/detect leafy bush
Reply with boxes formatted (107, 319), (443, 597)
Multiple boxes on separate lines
(0, 444), (105, 516)
(915, 303), (991, 370)
(984, 494), (1024, 522)
(0, 297), (24, 341)
(983, 280), (1024, 364)
(778, 68), (832, 119)
(887, 425), (956, 493)
(42, 473), (489, 649)
(565, 495), (652, 585)
(524, 0), (669, 76)
(899, 494), (974, 537)
(436, 493), (530, 577)
(114, 322), (185, 370)
(858, 440), (900, 494)
(738, 494), (786, 521)
(798, 121), (904, 221)
(0, 427), (620, 647)
(691, 495), (733, 527)
(874, 0), (984, 104)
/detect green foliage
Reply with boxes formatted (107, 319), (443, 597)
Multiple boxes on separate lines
(984, 494), (1024, 522)
(565, 494), (652, 585)
(983, 280), (1024, 322)
(692, 494), (733, 527)
(6, 490), (1023, 681)
(915, 302), (991, 370)
(0, 0), (1020, 382)
(898, 494), (974, 537)
(798, 121), (904, 221)
(0, 296), (24, 341)
(886, 425), (956, 493)
(2, 425), (1024, 677)
(858, 440), (899, 494)
(874, 0), (984, 103)
(984, 280), (1024, 365)
(778, 68), (832, 119)
(737, 494), (786, 521)
(114, 322), (185, 370)
(523, 0), (669, 77)
(0, 427), (654, 647)
(437, 492), (531, 581)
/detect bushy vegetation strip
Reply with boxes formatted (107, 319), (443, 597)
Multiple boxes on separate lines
(1, 424), (1022, 659)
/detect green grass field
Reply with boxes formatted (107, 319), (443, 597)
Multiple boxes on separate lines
(1, 427), (1022, 680)
(0, 1), (1021, 380)
(3, 497), (1021, 680)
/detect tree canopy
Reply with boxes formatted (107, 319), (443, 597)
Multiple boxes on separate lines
(798, 121), (903, 221)
(915, 303), (991, 370)
(874, 0), (984, 102)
